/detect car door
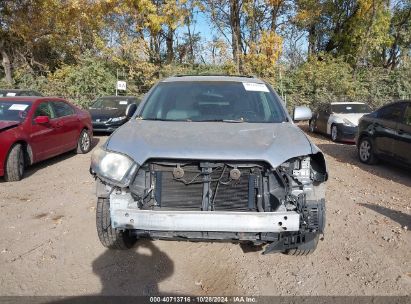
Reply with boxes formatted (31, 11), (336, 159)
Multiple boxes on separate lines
(316, 104), (331, 134)
(373, 103), (406, 156)
(30, 101), (61, 161)
(391, 102), (411, 164)
(50, 100), (80, 152)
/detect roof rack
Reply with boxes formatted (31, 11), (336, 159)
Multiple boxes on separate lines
(172, 73), (255, 78)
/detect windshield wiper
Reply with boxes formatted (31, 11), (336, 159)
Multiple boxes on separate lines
(197, 119), (246, 123)
(138, 117), (191, 122)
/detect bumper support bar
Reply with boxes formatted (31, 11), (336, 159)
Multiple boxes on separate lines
(112, 209), (300, 232)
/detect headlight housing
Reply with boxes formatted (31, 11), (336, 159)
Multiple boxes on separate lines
(90, 147), (138, 187)
(342, 118), (355, 127)
(110, 116), (127, 122)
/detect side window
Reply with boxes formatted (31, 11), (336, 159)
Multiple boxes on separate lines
(52, 101), (74, 118)
(404, 104), (411, 126)
(34, 102), (54, 118)
(377, 103), (405, 122)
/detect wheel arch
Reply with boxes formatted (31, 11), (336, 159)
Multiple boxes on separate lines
(356, 132), (371, 148)
(7, 140), (34, 166)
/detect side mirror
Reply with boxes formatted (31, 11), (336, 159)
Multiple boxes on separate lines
(125, 103), (137, 118)
(293, 106), (312, 121)
(34, 116), (50, 124)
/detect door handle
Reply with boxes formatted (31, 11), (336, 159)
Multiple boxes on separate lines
(55, 121), (63, 128)
(398, 129), (404, 135)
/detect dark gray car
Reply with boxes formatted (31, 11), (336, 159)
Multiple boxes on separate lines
(356, 100), (411, 166)
(89, 96), (140, 132)
(90, 75), (328, 255)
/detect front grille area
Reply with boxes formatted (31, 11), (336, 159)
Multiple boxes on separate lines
(211, 174), (252, 211)
(157, 171), (203, 210)
(152, 163), (259, 212)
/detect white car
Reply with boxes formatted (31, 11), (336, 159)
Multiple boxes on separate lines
(309, 102), (372, 142)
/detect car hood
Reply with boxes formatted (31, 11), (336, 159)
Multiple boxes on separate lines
(333, 113), (368, 126)
(0, 121), (20, 133)
(88, 108), (126, 120)
(106, 120), (317, 168)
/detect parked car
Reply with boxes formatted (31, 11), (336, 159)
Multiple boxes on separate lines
(90, 75), (328, 255)
(356, 100), (411, 166)
(0, 89), (43, 97)
(309, 102), (372, 142)
(0, 97), (93, 181)
(88, 96), (140, 132)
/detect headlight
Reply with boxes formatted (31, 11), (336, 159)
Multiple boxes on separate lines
(342, 118), (355, 127)
(91, 147), (138, 187)
(110, 116), (127, 122)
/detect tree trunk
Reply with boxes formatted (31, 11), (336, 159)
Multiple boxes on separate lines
(308, 25), (316, 57)
(0, 41), (13, 85)
(166, 28), (174, 64)
(187, 24), (195, 64)
(230, 0), (242, 73)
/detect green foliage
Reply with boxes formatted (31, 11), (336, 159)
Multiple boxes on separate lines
(13, 52), (116, 108)
(48, 54), (116, 107)
(275, 54), (411, 111)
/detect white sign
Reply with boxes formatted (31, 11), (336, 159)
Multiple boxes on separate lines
(242, 82), (269, 92)
(9, 104), (29, 111)
(116, 81), (127, 91)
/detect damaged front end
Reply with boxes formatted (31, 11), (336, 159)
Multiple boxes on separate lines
(91, 147), (328, 254)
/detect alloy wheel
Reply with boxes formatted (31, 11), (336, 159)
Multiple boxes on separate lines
(359, 140), (371, 162)
(331, 126), (338, 141)
(81, 132), (90, 152)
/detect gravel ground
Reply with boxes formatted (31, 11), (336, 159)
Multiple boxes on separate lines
(0, 126), (410, 296)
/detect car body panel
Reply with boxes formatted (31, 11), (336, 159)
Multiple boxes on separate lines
(106, 120), (316, 168)
(326, 113), (366, 134)
(393, 118), (411, 163)
(0, 97), (92, 177)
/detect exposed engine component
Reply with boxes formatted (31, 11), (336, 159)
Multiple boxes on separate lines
(292, 157), (312, 185)
(229, 168), (241, 180)
(172, 165), (184, 179)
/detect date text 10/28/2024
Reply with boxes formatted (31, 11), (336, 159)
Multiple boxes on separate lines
(150, 297), (257, 303)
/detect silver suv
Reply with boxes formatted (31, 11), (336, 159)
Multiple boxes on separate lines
(90, 75), (328, 255)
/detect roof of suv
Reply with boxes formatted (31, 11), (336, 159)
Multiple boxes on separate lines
(161, 75), (264, 84)
(330, 102), (366, 105)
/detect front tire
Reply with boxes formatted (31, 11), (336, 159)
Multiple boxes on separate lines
(96, 197), (136, 249)
(331, 124), (338, 142)
(4, 144), (25, 182)
(76, 129), (91, 154)
(358, 137), (378, 164)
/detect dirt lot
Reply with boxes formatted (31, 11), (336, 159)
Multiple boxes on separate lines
(0, 125), (410, 296)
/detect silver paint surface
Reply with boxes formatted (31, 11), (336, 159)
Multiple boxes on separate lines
(106, 120), (318, 168)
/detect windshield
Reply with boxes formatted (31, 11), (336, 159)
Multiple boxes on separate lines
(90, 98), (130, 110)
(0, 101), (32, 122)
(331, 103), (372, 114)
(140, 81), (286, 123)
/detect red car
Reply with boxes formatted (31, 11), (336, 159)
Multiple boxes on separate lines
(0, 97), (93, 181)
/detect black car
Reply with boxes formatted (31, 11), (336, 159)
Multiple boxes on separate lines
(0, 89), (43, 97)
(356, 100), (411, 166)
(89, 96), (140, 132)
